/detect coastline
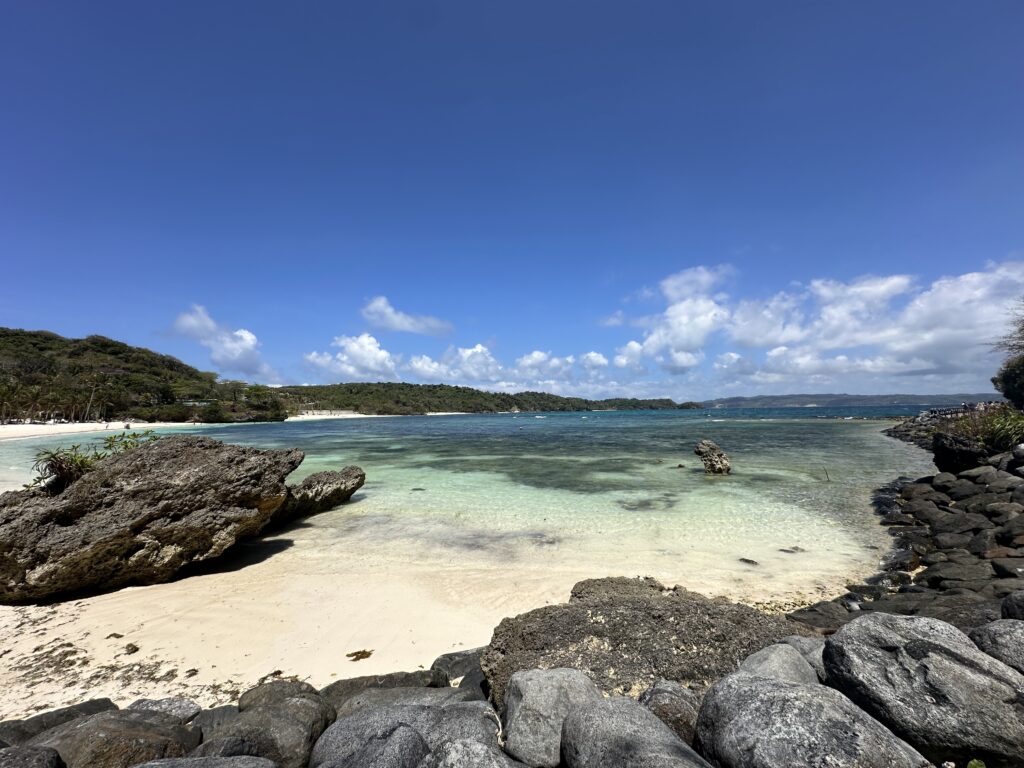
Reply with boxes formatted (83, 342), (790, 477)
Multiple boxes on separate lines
(0, 421), (200, 444)
(0, 418), (928, 718)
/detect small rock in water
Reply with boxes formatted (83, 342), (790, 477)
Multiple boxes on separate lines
(346, 649), (373, 661)
(124, 643), (139, 655)
(739, 558), (759, 566)
(694, 440), (731, 474)
(412, 487), (426, 491)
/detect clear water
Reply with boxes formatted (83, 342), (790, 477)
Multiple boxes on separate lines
(0, 408), (935, 601)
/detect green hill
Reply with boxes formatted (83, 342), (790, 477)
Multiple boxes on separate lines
(276, 382), (697, 415)
(0, 328), (285, 423)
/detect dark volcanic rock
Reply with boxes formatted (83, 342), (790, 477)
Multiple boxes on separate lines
(319, 670), (448, 713)
(208, 695), (334, 768)
(189, 707), (240, 742)
(638, 679), (702, 744)
(502, 669), (602, 768)
(421, 740), (524, 768)
(310, 702), (499, 767)
(0, 700), (116, 746)
(128, 698), (201, 723)
(693, 440), (730, 474)
(238, 681), (319, 712)
(1003, 589), (1024, 618)
(135, 760), (276, 767)
(823, 612), (1024, 766)
(970, 619), (1024, 674)
(561, 698), (711, 768)
(737, 643), (818, 684)
(482, 577), (808, 712)
(0, 436), (304, 603)
(276, 467), (365, 525)
(27, 709), (201, 768)
(693, 672), (929, 768)
(933, 432), (990, 474)
(430, 647), (485, 681)
(786, 599), (853, 631)
(334, 687), (477, 718)
(0, 746), (66, 767)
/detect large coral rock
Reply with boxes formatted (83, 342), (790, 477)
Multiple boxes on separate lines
(0, 436), (303, 602)
(273, 467), (365, 526)
(481, 577), (806, 713)
(693, 440), (730, 474)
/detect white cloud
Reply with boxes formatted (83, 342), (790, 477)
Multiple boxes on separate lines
(514, 350), (576, 380)
(600, 310), (625, 327)
(361, 296), (452, 335)
(659, 264), (734, 302)
(613, 340), (645, 370)
(174, 305), (278, 381)
(305, 333), (399, 380)
(580, 351), (609, 370)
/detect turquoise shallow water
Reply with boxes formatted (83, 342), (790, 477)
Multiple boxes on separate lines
(0, 408), (935, 600)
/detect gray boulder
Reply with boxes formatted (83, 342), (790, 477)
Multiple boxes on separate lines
(238, 681), (319, 712)
(430, 647), (485, 681)
(0, 436), (304, 602)
(933, 432), (989, 474)
(638, 679), (701, 744)
(188, 738), (260, 758)
(823, 612), (1024, 766)
(134, 760), (276, 767)
(971, 619), (1024, 673)
(780, 635), (826, 680)
(693, 440), (730, 474)
(561, 698), (711, 767)
(421, 740), (524, 768)
(0, 746), (65, 767)
(0, 700), (116, 746)
(310, 702), (499, 767)
(737, 643), (818, 684)
(502, 669), (603, 768)
(482, 577), (808, 711)
(334, 686), (475, 718)
(1002, 589), (1024, 618)
(276, 467), (365, 524)
(694, 672), (929, 767)
(27, 709), (201, 768)
(319, 670), (447, 712)
(190, 707), (240, 742)
(129, 699), (201, 723)
(208, 695), (333, 768)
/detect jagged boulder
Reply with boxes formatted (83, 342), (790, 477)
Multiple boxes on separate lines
(693, 440), (730, 474)
(0, 436), (306, 602)
(823, 612), (1024, 766)
(274, 467), (365, 525)
(693, 672), (930, 767)
(932, 432), (990, 474)
(481, 577), (808, 713)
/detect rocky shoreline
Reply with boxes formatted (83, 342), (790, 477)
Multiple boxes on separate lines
(2, 425), (1024, 765)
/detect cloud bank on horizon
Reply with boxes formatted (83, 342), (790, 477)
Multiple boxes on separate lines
(173, 259), (1024, 400)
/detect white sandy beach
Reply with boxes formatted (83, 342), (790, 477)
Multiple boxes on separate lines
(0, 422), (198, 443)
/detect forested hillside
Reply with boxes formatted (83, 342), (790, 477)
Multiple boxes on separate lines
(0, 329), (286, 423)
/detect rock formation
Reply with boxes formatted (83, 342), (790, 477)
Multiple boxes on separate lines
(0, 436), (364, 603)
(693, 439), (730, 474)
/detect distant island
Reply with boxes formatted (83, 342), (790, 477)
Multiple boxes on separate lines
(701, 393), (1002, 409)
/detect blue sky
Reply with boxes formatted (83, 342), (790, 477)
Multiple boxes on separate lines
(2, 1), (1022, 399)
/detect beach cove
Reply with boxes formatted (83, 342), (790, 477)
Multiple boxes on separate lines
(0, 409), (934, 717)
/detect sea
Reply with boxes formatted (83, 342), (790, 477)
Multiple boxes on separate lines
(0, 407), (936, 602)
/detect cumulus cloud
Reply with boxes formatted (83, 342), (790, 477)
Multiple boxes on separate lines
(174, 305), (278, 381)
(514, 350), (576, 379)
(407, 343), (504, 383)
(305, 333), (399, 380)
(580, 351), (609, 371)
(361, 296), (452, 335)
(602, 260), (1024, 393)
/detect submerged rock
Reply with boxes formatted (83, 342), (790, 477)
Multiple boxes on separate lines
(693, 440), (731, 474)
(481, 577), (807, 713)
(0, 436), (303, 603)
